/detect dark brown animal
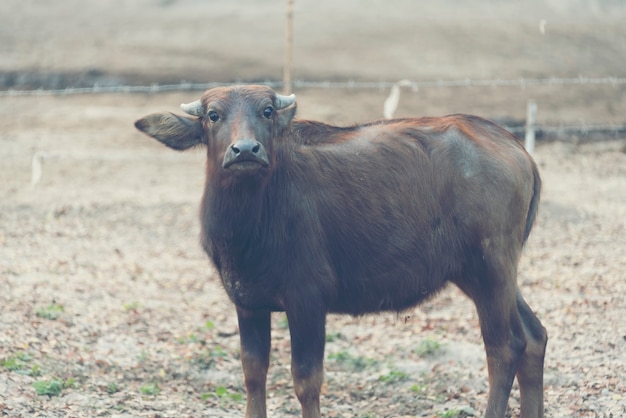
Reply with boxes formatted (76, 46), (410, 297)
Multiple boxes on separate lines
(135, 85), (547, 418)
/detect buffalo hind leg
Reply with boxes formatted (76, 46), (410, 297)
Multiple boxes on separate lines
(286, 307), (326, 418)
(237, 307), (271, 418)
(461, 267), (528, 417)
(516, 291), (548, 417)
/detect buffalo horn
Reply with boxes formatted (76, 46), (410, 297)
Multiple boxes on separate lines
(275, 93), (296, 110)
(180, 99), (205, 117)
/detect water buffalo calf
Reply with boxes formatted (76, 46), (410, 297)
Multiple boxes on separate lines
(135, 85), (547, 418)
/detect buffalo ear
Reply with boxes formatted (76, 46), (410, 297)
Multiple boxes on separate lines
(134, 113), (203, 151)
(277, 103), (297, 132)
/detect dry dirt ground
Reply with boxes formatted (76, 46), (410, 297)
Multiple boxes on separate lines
(1, 1), (626, 417)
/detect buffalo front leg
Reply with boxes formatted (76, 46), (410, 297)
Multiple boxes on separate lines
(237, 307), (271, 418)
(286, 307), (326, 418)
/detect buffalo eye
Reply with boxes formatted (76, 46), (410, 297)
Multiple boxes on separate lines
(208, 111), (219, 123)
(263, 106), (274, 119)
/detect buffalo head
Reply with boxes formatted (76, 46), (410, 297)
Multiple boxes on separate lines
(135, 85), (297, 177)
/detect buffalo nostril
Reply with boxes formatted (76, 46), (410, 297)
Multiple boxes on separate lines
(231, 141), (260, 155)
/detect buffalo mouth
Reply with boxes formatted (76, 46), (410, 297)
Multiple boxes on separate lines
(223, 158), (269, 171)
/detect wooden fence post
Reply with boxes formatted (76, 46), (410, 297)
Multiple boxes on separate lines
(283, 0), (294, 95)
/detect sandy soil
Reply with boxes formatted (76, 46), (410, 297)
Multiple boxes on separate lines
(1, 1), (625, 417)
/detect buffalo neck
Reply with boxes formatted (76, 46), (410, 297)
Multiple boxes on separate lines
(202, 170), (270, 243)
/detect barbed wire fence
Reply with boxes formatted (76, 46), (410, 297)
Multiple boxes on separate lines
(8, 75), (626, 133)
(3, 76), (625, 136)
(2, 76), (624, 186)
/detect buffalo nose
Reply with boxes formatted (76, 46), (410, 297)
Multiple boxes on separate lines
(231, 139), (261, 156)
(223, 138), (270, 169)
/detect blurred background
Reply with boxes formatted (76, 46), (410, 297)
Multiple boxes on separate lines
(1, 0), (626, 126)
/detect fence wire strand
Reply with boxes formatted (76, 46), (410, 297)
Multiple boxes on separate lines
(1, 76), (625, 97)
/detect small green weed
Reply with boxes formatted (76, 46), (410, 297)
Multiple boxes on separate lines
(203, 386), (244, 406)
(3, 352), (29, 371)
(210, 345), (227, 358)
(325, 332), (343, 342)
(123, 301), (140, 311)
(215, 386), (243, 402)
(327, 350), (377, 372)
(410, 383), (427, 394)
(436, 406), (476, 417)
(3, 352), (41, 376)
(191, 346), (228, 370)
(29, 364), (42, 376)
(139, 383), (160, 396)
(32, 376), (79, 396)
(32, 379), (64, 396)
(36, 303), (64, 320)
(178, 333), (204, 344)
(415, 338), (443, 357)
(378, 369), (410, 384)
(106, 382), (120, 394)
